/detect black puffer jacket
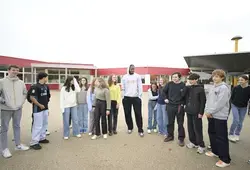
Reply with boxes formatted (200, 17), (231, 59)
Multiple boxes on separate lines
(185, 85), (206, 115)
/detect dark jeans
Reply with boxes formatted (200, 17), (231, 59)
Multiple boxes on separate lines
(166, 104), (185, 140)
(122, 96), (143, 133)
(187, 114), (205, 147)
(208, 118), (231, 164)
(94, 99), (108, 136)
(108, 100), (119, 133)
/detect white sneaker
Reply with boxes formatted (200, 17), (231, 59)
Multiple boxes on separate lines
(197, 146), (205, 154)
(46, 131), (50, 135)
(64, 137), (69, 140)
(2, 148), (12, 158)
(147, 129), (151, 134)
(205, 151), (219, 157)
(69, 125), (72, 129)
(88, 132), (92, 136)
(228, 135), (236, 142)
(91, 135), (99, 140)
(76, 134), (81, 138)
(139, 132), (144, 137)
(215, 160), (230, 168)
(234, 135), (240, 141)
(15, 144), (29, 151)
(103, 134), (108, 139)
(153, 129), (158, 133)
(186, 142), (198, 149)
(128, 130), (132, 134)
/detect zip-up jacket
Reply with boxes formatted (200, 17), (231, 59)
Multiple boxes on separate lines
(0, 76), (27, 110)
(185, 85), (206, 115)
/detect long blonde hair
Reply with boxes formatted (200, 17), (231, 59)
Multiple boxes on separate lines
(96, 77), (109, 89)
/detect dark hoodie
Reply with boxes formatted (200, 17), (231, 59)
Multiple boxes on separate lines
(163, 81), (186, 106)
(185, 85), (206, 115)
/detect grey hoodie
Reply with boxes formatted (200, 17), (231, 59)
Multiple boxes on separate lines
(205, 82), (230, 120)
(0, 76), (27, 110)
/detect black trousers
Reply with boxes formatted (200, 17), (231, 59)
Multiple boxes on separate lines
(122, 97), (143, 133)
(208, 118), (231, 164)
(94, 99), (108, 136)
(108, 100), (119, 133)
(187, 114), (205, 147)
(166, 104), (185, 140)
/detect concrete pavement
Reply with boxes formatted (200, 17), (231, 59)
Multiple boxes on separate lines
(0, 91), (250, 170)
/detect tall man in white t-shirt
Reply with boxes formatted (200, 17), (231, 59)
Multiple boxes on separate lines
(121, 64), (144, 137)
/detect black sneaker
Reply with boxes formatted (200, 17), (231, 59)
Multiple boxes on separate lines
(178, 140), (185, 147)
(164, 136), (174, 142)
(108, 132), (113, 136)
(113, 131), (117, 135)
(30, 144), (42, 150)
(39, 139), (50, 144)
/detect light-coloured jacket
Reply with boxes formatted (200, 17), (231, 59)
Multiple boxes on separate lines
(0, 76), (27, 110)
(205, 82), (230, 120)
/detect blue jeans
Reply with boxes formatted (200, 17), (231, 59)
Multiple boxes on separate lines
(148, 100), (157, 130)
(63, 106), (80, 137)
(229, 104), (248, 136)
(78, 103), (88, 133)
(157, 104), (168, 135)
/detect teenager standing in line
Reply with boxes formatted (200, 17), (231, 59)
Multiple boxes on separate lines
(121, 64), (144, 137)
(108, 75), (121, 135)
(156, 77), (168, 137)
(87, 78), (96, 136)
(163, 72), (187, 146)
(0, 65), (29, 158)
(147, 82), (158, 134)
(91, 78), (111, 140)
(60, 76), (81, 140)
(205, 69), (231, 168)
(29, 73), (50, 150)
(229, 75), (250, 142)
(77, 77), (89, 134)
(185, 73), (206, 154)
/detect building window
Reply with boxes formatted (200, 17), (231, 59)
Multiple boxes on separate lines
(117, 75), (121, 83)
(69, 70), (79, 75)
(60, 75), (66, 84)
(48, 69), (59, 74)
(141, 75), (145, 84)
(24, 73), (32, 83)
(59, 69), (65, 74)
(48, 74), (59, 83)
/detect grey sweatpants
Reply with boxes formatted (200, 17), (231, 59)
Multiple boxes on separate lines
(0, 109), (22, 150)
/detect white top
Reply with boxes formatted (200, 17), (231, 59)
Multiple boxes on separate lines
(60, 78), (81, 113)
(121, 73), (143, 98)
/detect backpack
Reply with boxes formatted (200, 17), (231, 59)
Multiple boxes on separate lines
(27, 84), (36, 103)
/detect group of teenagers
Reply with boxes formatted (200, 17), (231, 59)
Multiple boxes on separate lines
(1, 64), (250, 168)
(147, 69), (250, 168)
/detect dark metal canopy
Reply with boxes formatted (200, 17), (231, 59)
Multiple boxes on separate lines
(184, 52), (250, 73)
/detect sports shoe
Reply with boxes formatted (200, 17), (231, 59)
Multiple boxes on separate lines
(147, 129), (151, 134)
(197, 146), (205, 154)
(186, 142), (198, 149)
(30, 144), (42, 150)
(91, 135), (100, 140)
(128, 130), (132, 134)
(164, 136), (174, 142)
(15, 144), (29, 151)
(64, 137), (69, 140)
(153, 129), (158, 133)
(75, 134), (81, 138)
(139, 132), (144, 137)
(228, 135), (236, 142)
(103, 134), (108, 139)
(205, 151), (219, 157)
(39, 139), (50, 144)
(88, 132), (93, 136)
(46, 131), (50, 135)
(234, 135), (240, 141)
(178, 140), (185, 147)
(2, 148), (12, 158)
(215, 160), (230, 168)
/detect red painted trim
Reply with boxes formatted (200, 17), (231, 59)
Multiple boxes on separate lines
(97, 67), (190, 76)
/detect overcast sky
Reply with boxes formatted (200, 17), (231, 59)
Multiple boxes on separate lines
(1, 0), (250, 68)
